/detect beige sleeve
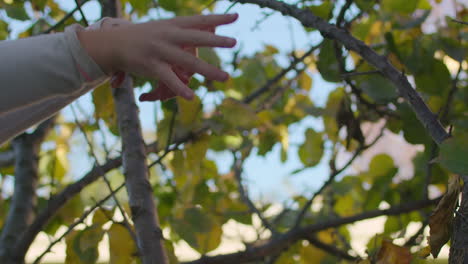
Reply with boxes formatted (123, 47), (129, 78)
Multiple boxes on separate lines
(0, 18), (112, 145)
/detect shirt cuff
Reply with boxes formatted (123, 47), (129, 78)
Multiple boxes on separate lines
(63, 18), (111, 84)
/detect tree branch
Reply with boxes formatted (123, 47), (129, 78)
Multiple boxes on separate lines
(42, 0), (91, 34)
(32, 183), (126, 264)
(232, 150), (277, 234)
(184, 197), (440, 264)
(231, 0), (449, 145)
(112, 75), (168, 263)
(0, 117), (55, 263)
(0, 151), (14, 169)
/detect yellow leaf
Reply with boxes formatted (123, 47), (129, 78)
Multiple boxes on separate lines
(298, 72), (313, 91)
(177, 95), (202, 126)
(429, 174), (461, 258)
(220, 98), (258, 129)
(65, 231), (80, 264)
(376, 240), (412, 264)
(92, 208), (113, 227)
(108, 223), (138, 264)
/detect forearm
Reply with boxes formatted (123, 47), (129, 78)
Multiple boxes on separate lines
(0, 19), (111, 145)
(0, 20), (109, 116)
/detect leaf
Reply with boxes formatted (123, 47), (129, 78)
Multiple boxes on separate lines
(376, 240), (412, 264)
(4, 2), (29, 21)
(381, 0), (419, 14)
(108, 223), (138, 264)
(317, 40), (341, 82)
(414, 59), (451, 96)
(398, 103), (432, 145)
(92, 82), (118, 135)
(355, 74), (398, 103)
(438, 133), (468, 175)
(219, 98), (258, 129)
(429, 175), (461, 258)
(0, 19), (8, 40)
(177, 95), (202, 126)
(128, 0), (152, 17)
(58, 195), (84, 223)
(66, 225), (105, 264)
(92, 208), (114, 227)
(172, 207), (222, 253)
(307, 0), (333, 20)
(158, 0), (178, 11)
(298, 72), (313, 91)
(298, 128), (324, 167)
(198, 47), (221, 68)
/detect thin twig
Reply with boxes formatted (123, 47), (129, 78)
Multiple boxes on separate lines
(42, 0), (90, 34)
(70, 106), (139, 248)
(231, 0), (449, 145)
(451, 18), (468, 26)
(32, 183), (125, 264)
(74, 0), (89, 26)
(243, 42), (322, 104)
(293, 126), (385, 228)
(232, 149), (277, 234)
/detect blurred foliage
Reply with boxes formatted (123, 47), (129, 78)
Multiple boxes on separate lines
(0, 0), (467, 263)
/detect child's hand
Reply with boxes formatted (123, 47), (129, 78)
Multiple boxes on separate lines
(105, 14), (238, 100)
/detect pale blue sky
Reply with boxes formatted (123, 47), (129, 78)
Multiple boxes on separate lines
(4, 0), (340, 202)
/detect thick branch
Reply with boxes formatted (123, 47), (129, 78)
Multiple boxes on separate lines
(232, 0), (449, 144)
(0, 118), (55, 263)
(184, 197), (439, 264)
(112, 75), (168, 262)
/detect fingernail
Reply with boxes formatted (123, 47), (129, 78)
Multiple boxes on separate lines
(221, 72), (229, 81)
(184, 91), (194, 100)
(227, 38), (237, 46)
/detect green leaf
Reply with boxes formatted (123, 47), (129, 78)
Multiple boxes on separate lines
(173, 207), (222, 253)
(439, 37), (468, 63)
(414, 59), (451, 96)
(355, 74), (398, 103)
(381, 0), (419, 14)
(298, 128), (324, 167)
(307, 1), (333, 20)
(4, 3), (29, 21)
(66, 225), (105, 264)
(198, 47), (221, 68)
(0, 19), (8, 40)
(219, 98), (258, 129)
(159, 0), (179, 11)
(399, 103), (432, 145)
(128, 0), (152, 17)
(317, 40), (341, 82)
(438, 133), (468, 175)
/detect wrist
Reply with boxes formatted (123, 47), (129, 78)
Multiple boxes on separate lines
(76, 28), (119, 76)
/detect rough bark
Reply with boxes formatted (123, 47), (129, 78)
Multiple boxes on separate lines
(112, 74), (168, 263)
(0, 119), (54, 263)
(449, 176), (468, 264)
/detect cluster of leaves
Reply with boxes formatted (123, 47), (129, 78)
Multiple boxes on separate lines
(0, 0), (467, 263)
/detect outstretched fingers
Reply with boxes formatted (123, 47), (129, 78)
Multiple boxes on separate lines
(155, 64), (194, 100)
(160, 45), (229, 82)
(169, 13), (239, 29)
(169, 28), (236, 48)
